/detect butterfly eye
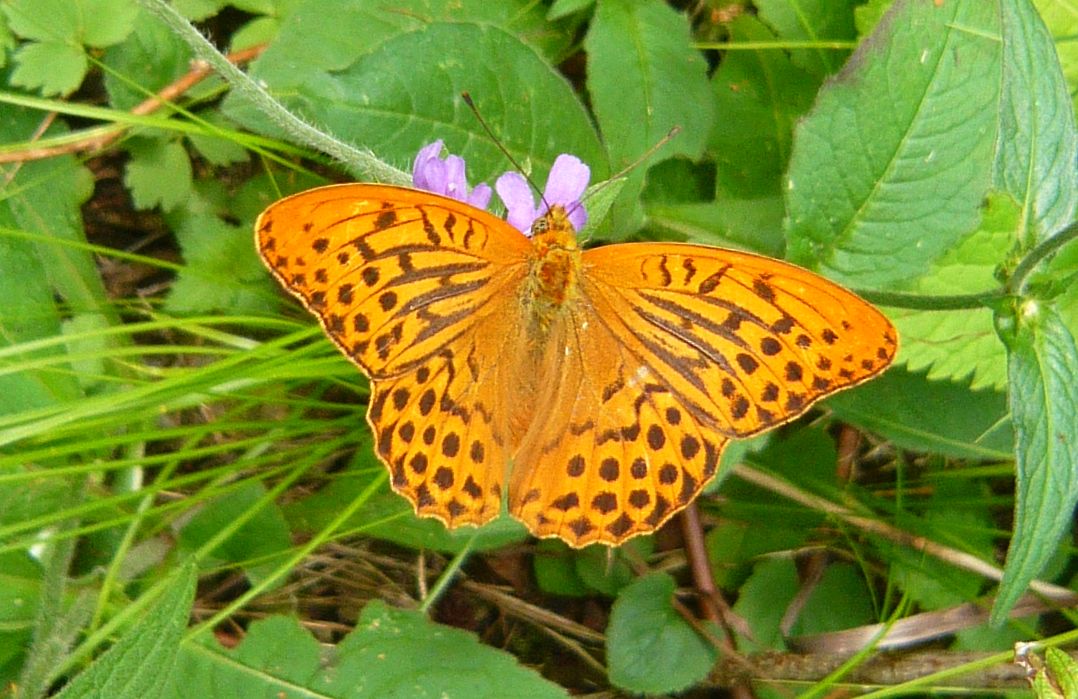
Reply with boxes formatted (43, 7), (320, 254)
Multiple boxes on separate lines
(531, 218), (549, 236)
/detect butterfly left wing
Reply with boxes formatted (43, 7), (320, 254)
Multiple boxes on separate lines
(256, 184), (535, 529)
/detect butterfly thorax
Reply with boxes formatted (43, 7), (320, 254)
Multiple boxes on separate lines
(525, 206), (583, 328)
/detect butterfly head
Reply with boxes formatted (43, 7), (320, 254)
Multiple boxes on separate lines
(530, 204), (580, 251)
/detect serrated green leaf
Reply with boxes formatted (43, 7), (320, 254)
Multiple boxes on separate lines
(79, 0), (138, 47)
(0, 104), (101, 408)
(585, 0), (713, 229)
(1033, 666), (1065, 699)
(995, 0), (1078, 248)
(755, 0), (857, 77)
(54, 564), (196, 699)
(786, 0), (1001, 286)
(186, 117), (249, 166)
(827, 367), (1013, 460)
(1045, 647), (1078, 699)
(3, 0), (75, 42)
(606, 573), (717, 694)
(1034, 0), (1078, 115)
(9, 41), (86, 95)
(103, 10), (193, 110)
(227, 20), (603, 186)
(889, 194), (1020, 390)
(124, 138), (193, 211)
(992, 303), (1078, 623)
(3, 0), (136, 46)
(167, 604), (567, 698)
(164, 211), (277, 315)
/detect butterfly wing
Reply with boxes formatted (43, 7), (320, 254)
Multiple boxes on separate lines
(256, 184), (534, 528)
(580, 242), (898, 437)
(508, 241), (897, 547)
(508, 305), (729, 546)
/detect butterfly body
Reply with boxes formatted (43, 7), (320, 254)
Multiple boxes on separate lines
(257, 183), (897, 547)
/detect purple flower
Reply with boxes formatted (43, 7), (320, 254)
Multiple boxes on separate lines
(411, 140), (492, 209)
(495, 154), (590, 235)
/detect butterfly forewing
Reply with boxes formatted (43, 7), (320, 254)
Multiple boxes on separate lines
(580, 243), (898, 437)
(256, 184), (533, 377)
(256, 184), (534, 529)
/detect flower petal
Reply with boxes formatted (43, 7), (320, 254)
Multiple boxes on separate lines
(411, 140), (444, 190)
(496, 171), (539, 233)
(542, 154), (590, 207)
(468, 183), (493, 209)
(443, 154), (467, 199)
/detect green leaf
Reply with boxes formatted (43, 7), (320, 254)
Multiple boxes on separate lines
(788, 563), (875, 637)
(9, 41), (86, 95)
(79, 0), (139, 47)
(548, 0), (594, 21)
(585, 0), (713, 228)
(574, 538), (649, 596)
(707, 15), (817, 255)
(992, 302), (1078, 622)
(123, 138), (193, 211)
(826, 367), (1013, 460)
(172, 0), (229, 21)
(606, 573), (717, 694)
(176, 482), (292, 586)
(786, 0), (1001, 286)
(755, 0), (857, 77)
(103, 9), (193, 110)
(167, 604), (567, 698)
(2, 0), (137, 45)
(1034, 0), (1078, 115)
(0, 103), (99, 409)
(532, 540), (591, 597)
(0, 552), (42, 685)
(995, 0), (1078, 248)
(854, 0), (892, 35)
(731, 558), (798, 651)
(1045, 647), (1078, 699)
(245, 0), (571, 79)
(889, 193), (1021, 391)
(165, 211), (275, 316)
(54, 563), (197, 699)
(227, 20), (603, 186)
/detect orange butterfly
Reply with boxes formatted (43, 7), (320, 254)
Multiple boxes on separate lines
(256, 148), (897, 547)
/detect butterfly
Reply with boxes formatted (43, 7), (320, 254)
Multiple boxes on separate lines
(256, 183), (897, 547)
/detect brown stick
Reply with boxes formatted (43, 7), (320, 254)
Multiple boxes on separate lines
(0, 44), (265, 164)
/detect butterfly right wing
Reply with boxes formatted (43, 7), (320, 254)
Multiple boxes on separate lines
(256, 184), (534, 528)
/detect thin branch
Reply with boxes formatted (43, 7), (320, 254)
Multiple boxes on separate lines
(731, 464), (1077, 603)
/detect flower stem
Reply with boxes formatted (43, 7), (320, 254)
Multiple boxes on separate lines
(136, 0), (410, 185)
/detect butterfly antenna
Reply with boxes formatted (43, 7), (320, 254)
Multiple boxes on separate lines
(462, 92), (550, 209)
(606, 126), (682, 184)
